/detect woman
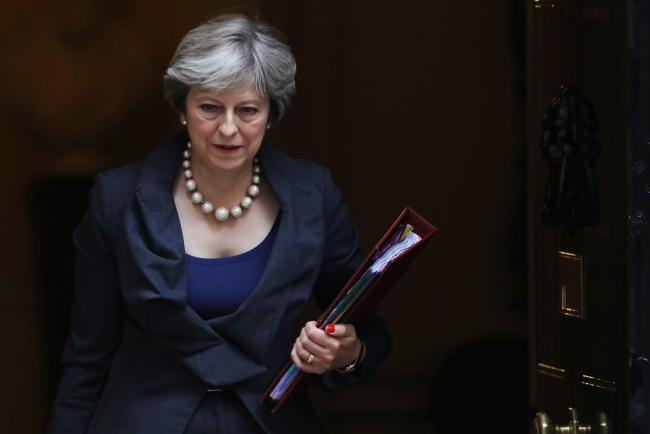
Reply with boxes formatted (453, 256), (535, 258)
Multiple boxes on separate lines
(47, 14), (390, 434)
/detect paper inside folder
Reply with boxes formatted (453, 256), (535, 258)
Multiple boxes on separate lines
(370, 231), (421, 273)
(268, 224), (422, 402)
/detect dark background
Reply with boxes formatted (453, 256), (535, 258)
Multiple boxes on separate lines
(1, 1), (528, 433)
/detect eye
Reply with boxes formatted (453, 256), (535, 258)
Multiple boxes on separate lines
(238, 106), (259, 116)
(200, 103), (221, 113)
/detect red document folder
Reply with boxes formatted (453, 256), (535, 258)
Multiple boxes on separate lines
(260, 207), (437, 412)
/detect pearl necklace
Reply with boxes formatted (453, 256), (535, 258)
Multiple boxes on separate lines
(181, 141), (261, 222)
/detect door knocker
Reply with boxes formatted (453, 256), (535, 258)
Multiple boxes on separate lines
(540, 86), (602, 233)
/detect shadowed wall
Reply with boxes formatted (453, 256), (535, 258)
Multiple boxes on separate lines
(0, 1), (526, 433)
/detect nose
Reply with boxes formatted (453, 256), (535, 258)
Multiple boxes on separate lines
(218, 112), (238, 137)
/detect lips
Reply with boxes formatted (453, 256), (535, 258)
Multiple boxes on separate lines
(213, 144), (243, 151)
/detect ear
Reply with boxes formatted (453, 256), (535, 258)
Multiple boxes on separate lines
(180, 115), (187, 127)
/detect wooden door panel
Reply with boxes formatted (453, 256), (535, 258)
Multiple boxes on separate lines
(529, 0), (575, 414)
(529, 0), (570, 393)
(528, 0), (624, 431)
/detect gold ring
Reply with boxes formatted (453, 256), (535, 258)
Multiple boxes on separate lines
(306, 354), (315, 364)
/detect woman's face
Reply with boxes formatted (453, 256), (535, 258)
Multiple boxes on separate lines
(183, 85), (270, 174)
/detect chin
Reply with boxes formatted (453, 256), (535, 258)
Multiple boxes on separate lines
(209, 157), (250, 173)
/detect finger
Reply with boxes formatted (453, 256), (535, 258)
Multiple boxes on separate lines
(297, 330), (337, 370)
(291, 344), (319, 374)
(299, 326), (329, 354)
(291, 345), (308, 371)
(294, 338), (313, 363)
(304, 321), (339, 347)
(324, 323), (357, 338)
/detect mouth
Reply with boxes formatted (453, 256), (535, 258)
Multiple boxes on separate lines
(212, 144), (243, 152)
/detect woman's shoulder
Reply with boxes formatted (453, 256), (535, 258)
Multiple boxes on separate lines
(95, 161), (143, 196)
(94, 133), (180, 196)
(261, 142), (335, 193)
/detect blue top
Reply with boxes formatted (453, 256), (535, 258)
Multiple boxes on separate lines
(185, 218), (279, 319)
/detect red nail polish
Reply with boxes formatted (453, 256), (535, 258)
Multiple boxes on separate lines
(326, 324), (335, 334)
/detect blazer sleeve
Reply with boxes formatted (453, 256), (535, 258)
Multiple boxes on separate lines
(48, 174), (124, 434)
(312, 169), (391, 389)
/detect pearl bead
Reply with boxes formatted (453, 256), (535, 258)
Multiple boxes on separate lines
(183, 141), (261, 223)
(201, 202), (214, 214)
(214, 207), (229, 221)
(230, 206), (243, 218)
(241, 196), (253, 208)
(248, 185), (260, 197)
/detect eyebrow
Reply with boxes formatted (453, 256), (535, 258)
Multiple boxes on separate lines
(237, 100), (265, 105)
(196, 97), (265, 105)
(193, 90), (265, 101)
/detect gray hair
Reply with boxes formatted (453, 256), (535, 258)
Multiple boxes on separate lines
(163, 15), (296, 121)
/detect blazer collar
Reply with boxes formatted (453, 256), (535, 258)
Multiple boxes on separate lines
(131, 133), (318, 366)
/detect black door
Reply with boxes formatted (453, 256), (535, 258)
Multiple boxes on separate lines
(528, 0), (650, 432)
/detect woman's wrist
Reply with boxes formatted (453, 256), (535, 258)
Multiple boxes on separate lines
(335, 340), (365, 374)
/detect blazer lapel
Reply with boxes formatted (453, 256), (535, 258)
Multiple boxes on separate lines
(123, 134), (225, 345)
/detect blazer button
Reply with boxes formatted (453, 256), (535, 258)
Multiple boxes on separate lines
(206, 387), (223, 392)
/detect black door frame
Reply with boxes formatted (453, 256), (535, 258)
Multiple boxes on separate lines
(626, 1), (650, 433)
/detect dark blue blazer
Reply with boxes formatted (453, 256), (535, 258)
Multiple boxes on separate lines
(47, 133), (390, 434)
